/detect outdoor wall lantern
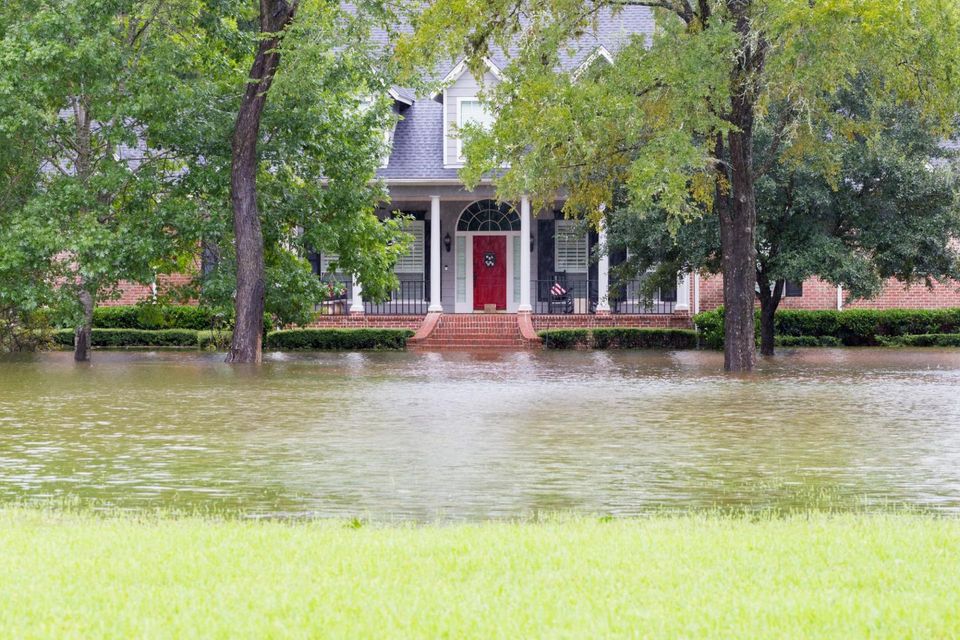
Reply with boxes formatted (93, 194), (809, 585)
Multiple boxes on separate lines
(444, 232), (452, 253)
(530, 235), (535, 252)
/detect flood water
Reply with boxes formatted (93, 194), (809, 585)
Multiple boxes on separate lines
(1, 348), (959, 520)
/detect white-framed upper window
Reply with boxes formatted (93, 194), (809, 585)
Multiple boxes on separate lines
(394, 220), (425, 274)
(456, 97), (494, 162)
(555, 220), (589, 274)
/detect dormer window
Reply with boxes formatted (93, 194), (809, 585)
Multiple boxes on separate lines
(456, 97), (494, 162)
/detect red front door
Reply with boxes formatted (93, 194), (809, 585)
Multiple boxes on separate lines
(473, 235), (507, 310)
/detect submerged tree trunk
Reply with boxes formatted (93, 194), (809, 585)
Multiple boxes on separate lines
(74, 288), (95, 362)
(227, 0), (299, 364)
(717, 0), (763, 372)
(757, 275), (783, 357)
(720, 124), (758, 372)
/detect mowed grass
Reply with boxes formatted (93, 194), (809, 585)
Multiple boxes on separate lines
(1, 509), (959, 639)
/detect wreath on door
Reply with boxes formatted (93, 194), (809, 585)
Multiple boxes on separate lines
(483, 252), (496, 268)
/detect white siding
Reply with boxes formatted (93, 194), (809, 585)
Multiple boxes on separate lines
(444, 70), (499, 167)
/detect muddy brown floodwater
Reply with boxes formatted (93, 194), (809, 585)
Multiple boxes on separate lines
(1, 348), (959, 520)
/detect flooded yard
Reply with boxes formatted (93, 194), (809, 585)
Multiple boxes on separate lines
(1, 348), (959, 520)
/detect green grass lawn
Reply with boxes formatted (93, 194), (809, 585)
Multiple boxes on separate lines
(1, 509), (958, 639)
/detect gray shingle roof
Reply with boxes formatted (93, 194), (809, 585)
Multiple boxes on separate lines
(377, 6), (654, 182)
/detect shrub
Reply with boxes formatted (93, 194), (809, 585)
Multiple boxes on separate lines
(538, 329), (590, 349)
(92, 305), (222, 331)
(265, 329), (413, 351)
(197, 331), (233, 351)
(53, 328), (200, 347)
(876, 333), (960, 347)
(775, 335), (842, 347)
(692, 308), (725, 350)
(0, 308), (54, 352)
(696, 307), (960, 348)
(592, 328), (697, 350)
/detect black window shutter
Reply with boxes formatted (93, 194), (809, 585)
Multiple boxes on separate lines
(537, 220), (555, 304)
(424, 217), (431, 301)
(588, 229), (599, 302)
(306, 251), (321, 276)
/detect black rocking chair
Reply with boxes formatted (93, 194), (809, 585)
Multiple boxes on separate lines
(546, 273), (574, 314)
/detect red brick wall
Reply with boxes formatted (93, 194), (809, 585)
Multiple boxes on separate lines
(303, 315), (425, 330)
(101, 273), (195, 306)
(532, 314), (692, 330)
(697, 274), (960, 312)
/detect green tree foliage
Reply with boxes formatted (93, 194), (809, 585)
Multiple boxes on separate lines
(0, 0), (209, 359)
(398, 0), (960, 371)
(0, 0), (411, 361)
(612, 95), (960, 354)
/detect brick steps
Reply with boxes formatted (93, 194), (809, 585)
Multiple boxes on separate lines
(410, 313), (536, 350)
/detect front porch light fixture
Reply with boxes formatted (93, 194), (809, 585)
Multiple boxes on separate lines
(443, 232), (452, 253)
(530, 235), (535, 252)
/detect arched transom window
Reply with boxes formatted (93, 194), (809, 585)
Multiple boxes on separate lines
(457, 200), (520, 232)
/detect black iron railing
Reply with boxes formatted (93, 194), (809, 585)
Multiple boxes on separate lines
(364, 280), (428, 315)
(530, 277), (677, 315)
(315, 275), (427, 316)
(532, 279), (596, 315)
(315, 275), (351, 316)
(610, 279), (677, 314)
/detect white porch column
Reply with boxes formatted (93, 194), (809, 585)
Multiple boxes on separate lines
(428, 195), (443, 312)
(519, 195), (532, 312)
(675, 273), (691, 312)
(595, 219), (611, 313)
(350, 273), (364, 314)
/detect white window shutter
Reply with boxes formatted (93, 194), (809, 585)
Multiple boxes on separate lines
(554, 220), (588, 273)
(394, 220), (425, 274)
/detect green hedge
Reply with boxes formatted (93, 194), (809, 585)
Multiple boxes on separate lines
(694, 307), (960, 348)
(539, 328), (696, 350)
(693, 308), (726, 350)
(53, 328), (200, 347)
(775, 335), (843, 347)
(876, 333), (960, 347)
(264, 329), (413, 351)
(198, 331), (232, 351)
(53, 328), (414, 351)
(91, 305), (224, 331)
(539, 329), (590, 349)
(592, 328), (697, 350)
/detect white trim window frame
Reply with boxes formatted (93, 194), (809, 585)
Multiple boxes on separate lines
(456, 96), (494, 164)
(394, 220), (425, 274)
(554, 220), (589, 274)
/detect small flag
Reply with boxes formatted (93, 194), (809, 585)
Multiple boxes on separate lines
(551, 283), (567, 297)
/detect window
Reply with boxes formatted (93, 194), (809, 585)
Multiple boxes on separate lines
(457, 98), (494, 161)
(785, 280), (804, 297)
(320, 253), (339, 274)
(555, 220), (588, 273)
(394, 220), (425, 274)
(458, 200), (520, 231)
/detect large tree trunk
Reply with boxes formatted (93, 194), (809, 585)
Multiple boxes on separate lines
(717, 0), (763, 372)
(720, 125), (758, 371)
(757, 275), (783, 357)
(226, 0), (298, 364)
(74, 288), (94, 362)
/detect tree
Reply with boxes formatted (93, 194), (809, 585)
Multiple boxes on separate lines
(610, 96), (960, 355)
(227, 0), (299, 364)
(399, 0), (960, 371)
(0, 0), (408, 362)
(0, 0), (206, 361)
(225, 0), (408, 363)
